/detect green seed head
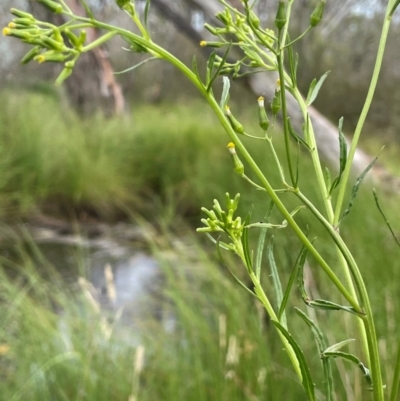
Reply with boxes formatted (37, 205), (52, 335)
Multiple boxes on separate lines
(227, 143), (244, 175)
(37, 0), (63, 14)
(225, 106), (245, 135)
(115, 0), (131, 10)
(275, 1), (287, 30)
(257, 96), (270, 131)
(271, 89), (281, 116)
(21, 46), (41, 64)
(310, 0), (326, 27)
(10, 8), (35, 20)
(249, 10), (260, 29)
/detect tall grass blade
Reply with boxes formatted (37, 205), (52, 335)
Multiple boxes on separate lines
(295, 308), (334, 401)
(267, 236), (286, 327)
(272, 321), (316, 401)
(390, 341), (400, 401)
(279, 245), (308, 321)
(254, 201), (274, 280)
(341, 155), (378, 221)
(10, 352), (81, 401)
(373, 188), (400, 247)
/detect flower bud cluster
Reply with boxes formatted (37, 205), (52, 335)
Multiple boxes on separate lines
(199, 3), (278, 78)
(3, 7), (85, 85)
(214, 55), (242, 78)
(197, 193), (244, 250)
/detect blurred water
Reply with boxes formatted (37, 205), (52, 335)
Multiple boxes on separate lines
(25, 225), (170, 337)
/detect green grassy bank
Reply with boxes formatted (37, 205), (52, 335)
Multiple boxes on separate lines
(1, 91), (400, 400)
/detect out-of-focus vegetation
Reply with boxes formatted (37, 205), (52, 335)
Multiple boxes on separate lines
(0, 91), (399, 400)
(1, 1), (400, 400)
(2, 0), (400, 140)
(0, 211), (400, 400)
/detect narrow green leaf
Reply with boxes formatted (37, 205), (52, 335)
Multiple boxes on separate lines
(206, 51), (217, 87)
(373, 188), (400, 247)
(322, 351), (373, 389)
(330, 117), (348, 194)
(297, 255), (362, 316)
(341, 155), (378, 221)
(220, 76), (231, 110)
(308, 299), (361, 316)
(288, 117), (311, 149)
(205, 233), (230, 250)
(254, 201), (274, 280)
(267, 236), (286, 327)
(279, 245), (308, 320)
(242, 213), (253, 273)
(144, 0), (151, 27)
(306, 78), (316, 105)
(306, 71), (331, 106)
(192, 56), (202, 83)
(297, 246), (310, 303)
(324, 338), (355, 353)
(216, 239), (256, 297)
(272, 321), (316, 401)
(207, 42), (232, 92)
(324, 167), (331, 190)
(295, 308), (334, 401)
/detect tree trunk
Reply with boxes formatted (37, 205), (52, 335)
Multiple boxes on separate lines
(30, 0), (125, 117)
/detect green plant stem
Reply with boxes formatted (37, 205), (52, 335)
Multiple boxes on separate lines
(296, 190), (383, 401)
(76, 15), (357, 300)
(58, 13), (383, 400)
(291, 86), (370, 365)
(277, 52), (296, 186)
(276, 0), (296, 185)
(130, 9), (150, 41)
(280, 0), (294, 50)
(233, 240), (302, 381)
(333, 7), (393, 226)
(291, 90), (334, 221)
(250, 271), (303, 381)
(266, 137), (287, 185)
(283, 26), (311, 49)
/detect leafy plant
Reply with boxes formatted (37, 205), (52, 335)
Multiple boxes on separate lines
(3, 0), (400, 400)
